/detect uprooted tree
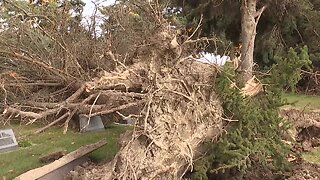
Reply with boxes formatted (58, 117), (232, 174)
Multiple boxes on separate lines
(0, 0), (225, 178)
(1, 0), (311, 179)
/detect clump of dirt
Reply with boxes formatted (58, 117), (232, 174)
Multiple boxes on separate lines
(283, 109), (320, 179)
(297, 126), (320, 151)
(281, 109), (320, 129)
(75, 31), (223, 179)
(281, 109), (320, 151)
(239, 161), (320, 180)
(107, 61), (222, 179)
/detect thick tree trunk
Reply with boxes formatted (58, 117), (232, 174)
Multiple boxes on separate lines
(240, 0), (267, 82)
(240, 0), (257, 82)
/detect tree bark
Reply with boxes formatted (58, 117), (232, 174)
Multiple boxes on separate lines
(240, 0), (258, 82)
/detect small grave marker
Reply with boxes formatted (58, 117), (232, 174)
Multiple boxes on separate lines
(79, 115), (105, 132)
(0, 129), (18, 153)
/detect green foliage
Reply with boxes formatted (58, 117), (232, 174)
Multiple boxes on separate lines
(169, 0), (320, 75)
(268, 46), (312, 92)
(190, 47), (311, 179)
(302, 147), (320, 165)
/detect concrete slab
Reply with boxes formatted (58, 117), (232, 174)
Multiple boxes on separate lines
(0, 129), (18, 154)
(79, 115), (105, 132)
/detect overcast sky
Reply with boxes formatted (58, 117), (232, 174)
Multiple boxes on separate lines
(82, 0), (115, 17)
(81, 0), (115, 34)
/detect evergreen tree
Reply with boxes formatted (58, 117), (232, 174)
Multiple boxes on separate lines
(169, 0), (320, 85)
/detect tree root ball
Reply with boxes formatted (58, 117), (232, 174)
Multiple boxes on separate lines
(84, 60), (223, 180)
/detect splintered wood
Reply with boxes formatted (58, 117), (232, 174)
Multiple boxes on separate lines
(241, 76), (264, 97)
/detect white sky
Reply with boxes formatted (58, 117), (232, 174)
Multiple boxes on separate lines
(81, 0), (115, 34)
(82, 0), (115, 17)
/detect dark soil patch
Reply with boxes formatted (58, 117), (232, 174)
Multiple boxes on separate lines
(298, 126), (320, 151)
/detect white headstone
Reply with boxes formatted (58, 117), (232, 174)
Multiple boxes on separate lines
(0, 129), (18, 153)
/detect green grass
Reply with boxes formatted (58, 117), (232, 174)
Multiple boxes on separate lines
(0, 123), (128, 179)
(282, 93), (320, 110)
(302, 147), (320, 165)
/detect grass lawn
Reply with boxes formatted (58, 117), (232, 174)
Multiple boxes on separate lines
(0, 123), (128, 179)
(282, 93), (320, 110)
(302, 147), (320, 165)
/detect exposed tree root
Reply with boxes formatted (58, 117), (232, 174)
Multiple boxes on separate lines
(0, 1), (225, 179)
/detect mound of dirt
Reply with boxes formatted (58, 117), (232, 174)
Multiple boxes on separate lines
(274, 109), (320, 180)
(281, 109), (320, 150)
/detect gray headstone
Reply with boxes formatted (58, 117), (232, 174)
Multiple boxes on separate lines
(79, 115), (105, 133)
(0, 129), (18, 153)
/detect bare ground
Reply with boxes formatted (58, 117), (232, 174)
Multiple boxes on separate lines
(283, 109), (320, 180)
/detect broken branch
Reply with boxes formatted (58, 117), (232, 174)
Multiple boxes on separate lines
(34, 113), (69, 134)
(3, 107), (42, 119)
(88, 101), (145, 117)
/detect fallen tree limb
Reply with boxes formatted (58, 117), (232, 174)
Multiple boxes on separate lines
(3, 107), (42, 119)
(24, 101), (106, 113)
(66, 84), (86, 103)
(5, 82), (62, 87)
(4, 106), (62, 125)
(35, 112), (69, 134)
(88, 101), (145, 117)
(0, 49), (75, 82)
(26, 108), (61, 125)
(95, 90), (146, 99)
(25, 101), (60, 108)
(63, 109), (78, 134)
